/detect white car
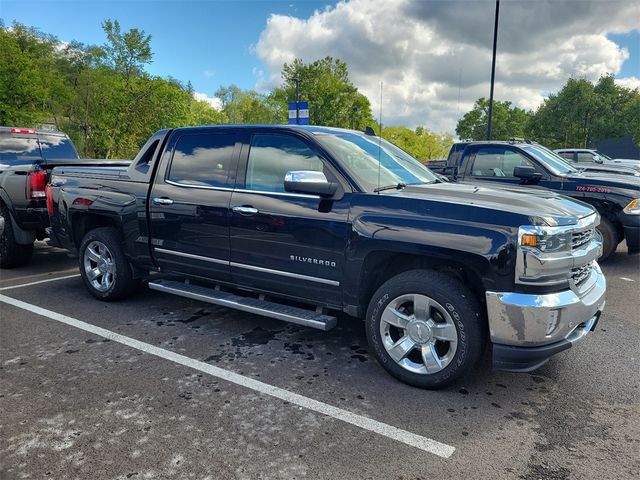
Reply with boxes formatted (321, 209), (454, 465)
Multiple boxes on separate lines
(555, 148), (640, 171)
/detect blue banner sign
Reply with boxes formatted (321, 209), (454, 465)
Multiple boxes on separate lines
(287, 101), (310, 125)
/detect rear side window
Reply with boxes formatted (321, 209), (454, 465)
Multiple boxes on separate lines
(168, 133), (236, 188)
(38, 134), (79, 160)
(245, 134), (323, 192)
(577, 152), (594, 162)
(0, 135), (41, 164)
(558, 152), (575, 161)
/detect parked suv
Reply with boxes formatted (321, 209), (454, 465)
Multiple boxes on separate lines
(47, 126), (606, 388)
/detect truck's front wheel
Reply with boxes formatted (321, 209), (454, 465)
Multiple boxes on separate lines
(0, 205), (34, 269)
(79, 227), (138, 300)
(366, 270), (485, 389)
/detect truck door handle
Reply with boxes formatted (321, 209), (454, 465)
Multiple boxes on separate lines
(232, 205), (259, 215)
(153, 197), (174, 205)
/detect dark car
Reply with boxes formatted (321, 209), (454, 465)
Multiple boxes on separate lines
(0, 126), (129, 268)
(0, 127), (79, 267)
(46, 125), (605, 389)
(438, 141), (640, 260)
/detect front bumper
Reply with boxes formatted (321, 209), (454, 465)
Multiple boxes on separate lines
(486, 263), (606, 372)
(619, 211), (640, 254)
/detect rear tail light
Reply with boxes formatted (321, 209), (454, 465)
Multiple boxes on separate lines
(45, 184), (54, 215)
(26, 170), (47, 199)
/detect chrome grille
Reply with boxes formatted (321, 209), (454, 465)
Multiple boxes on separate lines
(571, 228), (594, 250)
(571, 263), (593, 286)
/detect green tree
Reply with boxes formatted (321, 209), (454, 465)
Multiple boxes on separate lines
(0, 22), (65, 125)
(215, 84), (284, 124)
(273, 57), (375, 129)
(382, 126), (453, 161)
(456, 98), (532, 141)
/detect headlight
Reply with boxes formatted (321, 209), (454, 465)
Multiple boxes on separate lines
(520, 231), (571, 253)
(623, 199), (640, 215)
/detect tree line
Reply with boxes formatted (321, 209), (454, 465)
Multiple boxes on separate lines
(0, 21), (452, 160)
(2, 20), (636, 161)
(456, 76), (640, 148)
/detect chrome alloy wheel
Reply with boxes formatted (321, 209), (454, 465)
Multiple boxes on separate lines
(380, 294), (458, 374)
(83, 240), (115, 292)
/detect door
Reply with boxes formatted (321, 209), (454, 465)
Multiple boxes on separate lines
(149, 129), (239, 281)
(463, 145), (542, 186)
(229, 132), (351, 307)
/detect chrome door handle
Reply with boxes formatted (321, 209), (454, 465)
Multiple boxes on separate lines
(153, 197), (174, 205)
(232, 206), (258, 215)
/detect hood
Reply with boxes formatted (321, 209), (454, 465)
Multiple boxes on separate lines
(574, 163), (640, 177)
(386, 181), (594, 227)
(565, 170), (640, 190)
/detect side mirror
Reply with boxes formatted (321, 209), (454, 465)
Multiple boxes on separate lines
(443, 165), (459, 179)
(593, 155), (603, 164)
(284, 170), (338, 197)
(513, 165), (542, 183)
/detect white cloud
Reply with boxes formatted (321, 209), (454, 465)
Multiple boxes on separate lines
(255, 0), (639, 133)
(615, 77), (640, 91)
(193, 91), (222, 110)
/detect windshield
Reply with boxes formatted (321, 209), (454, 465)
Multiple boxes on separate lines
(38, 134), (79, 160)
(315, 132), (438, 191)
(522, 145), (578, 175)
(595, 151), (612, 160)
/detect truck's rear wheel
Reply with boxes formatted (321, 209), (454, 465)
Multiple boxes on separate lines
(0, 205), (34, 269)
(366, 270), (485, 389)
(596, 216), (618, 262)
(79, 227), (138, 300)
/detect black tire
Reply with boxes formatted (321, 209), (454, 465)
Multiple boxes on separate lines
(366, 269), (485, 389)
(597, 216), (618, 262)
(0, 205), (34, 269)
(79, 227), (138, 300)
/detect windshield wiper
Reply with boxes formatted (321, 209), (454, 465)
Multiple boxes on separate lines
(374, 182), (407, 193)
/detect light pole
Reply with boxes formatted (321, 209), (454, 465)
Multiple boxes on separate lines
(487, 0), (500, 141)
(294, 77), (301, 124)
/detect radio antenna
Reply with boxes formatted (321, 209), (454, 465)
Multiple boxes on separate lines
(377, 81), (383, 194)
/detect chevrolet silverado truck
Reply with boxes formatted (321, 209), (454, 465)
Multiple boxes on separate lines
(47, 126), (606, 388)
(0, 126), (128, 268)
(439, 141), (640, 260)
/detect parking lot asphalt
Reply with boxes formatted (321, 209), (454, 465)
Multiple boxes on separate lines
(1, 242), (638, 479)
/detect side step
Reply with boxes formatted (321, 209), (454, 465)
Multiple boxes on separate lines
(148, 279), (337, 331)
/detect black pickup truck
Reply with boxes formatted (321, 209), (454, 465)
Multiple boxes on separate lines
(436, 141), (640, 260)
(47, 126), (606, 388)
(0, 126), (128, 268)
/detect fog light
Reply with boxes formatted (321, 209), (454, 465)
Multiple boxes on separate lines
(546, 310), (560, 336)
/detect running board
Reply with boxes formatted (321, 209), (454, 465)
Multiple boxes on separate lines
(148, 279), (337, 331)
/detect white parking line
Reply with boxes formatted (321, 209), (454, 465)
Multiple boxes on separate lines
(0, 293), (455, 459)
(0, 274), (80, 291)
(0, 268), (79, 284)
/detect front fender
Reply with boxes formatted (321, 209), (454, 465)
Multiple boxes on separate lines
(342, 213), (517, 310)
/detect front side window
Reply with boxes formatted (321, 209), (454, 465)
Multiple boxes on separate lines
(168, 133), (236, 188)
(245, 134), (323, 192)
(469, 147), (534, 177)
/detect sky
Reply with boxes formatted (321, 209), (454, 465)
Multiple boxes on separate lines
(2, 0), (639, 133)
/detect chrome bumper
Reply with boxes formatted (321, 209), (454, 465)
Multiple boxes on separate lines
(486, 262), (606, 348)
